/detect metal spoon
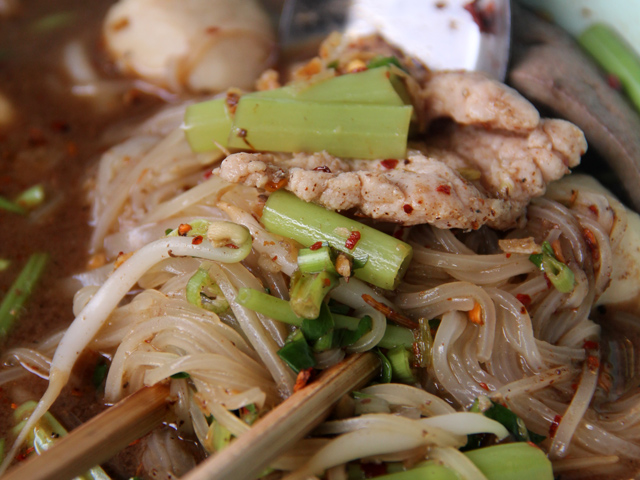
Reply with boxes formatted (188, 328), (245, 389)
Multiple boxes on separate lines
(279, 0), (511, 80)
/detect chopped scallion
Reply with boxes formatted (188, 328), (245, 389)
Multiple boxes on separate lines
(15, 184), (45, 210)
(170, 372), (190, 379)
(301, 302), (334, 341)
(92, 361), (109, 389)
(471, 397), (545, 444)
(529, 241), (575, 293)
(289, 270), (338, 319)
(277, 329), (316, 373)
(375, 349), (393, 383)
(332, 315), (372, 348)
(0, 196), (26, 215)
(376, 324), (415, 349)
(0, 252), (48, 338)
(205, 417), (233, 453)
(235, 287), (303, 326)
(387, 346), (416, 384)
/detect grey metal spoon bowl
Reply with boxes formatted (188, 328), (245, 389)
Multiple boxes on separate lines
(279, 0), (511, 80)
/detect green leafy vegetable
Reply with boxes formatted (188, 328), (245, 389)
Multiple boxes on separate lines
(301, 302), (334, 341)
(236, 287), (303, 326)
(0, 252), (49, 338)
(386, 346), (415, 384)
(277, 329), (316, 373)
(472, 397), (545, 444)
(262, 191), (413, 290)
(529, 241), (575, 293)
(227, 96), (412, 159)
(289, 270), (338, 319)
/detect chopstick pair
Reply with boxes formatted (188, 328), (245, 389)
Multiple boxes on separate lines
(3, 352), (380, 480)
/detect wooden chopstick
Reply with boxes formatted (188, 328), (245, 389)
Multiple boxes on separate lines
(3, 352), (379, 480)
(182, 351), (380, 480)
(2, 383), (172, 480)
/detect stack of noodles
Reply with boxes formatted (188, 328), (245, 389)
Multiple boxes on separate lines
(3, 100), (640, 479)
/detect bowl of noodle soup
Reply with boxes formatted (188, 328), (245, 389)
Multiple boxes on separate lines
(1, 1), (640, 479)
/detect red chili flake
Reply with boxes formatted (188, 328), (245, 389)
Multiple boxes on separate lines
(607, 74), (622, 91)
(505, 253), (511, 258)
(263, 240), (275, 246)
(583, 340), (599, 350)
(264, 178), (287, 192)
(10, 402), (17, 409)
(463, 0), (496, 33)
(271, 255), (278, 261)
(71, 388), (83, 397)
(436, 185), (451, 195)
(225, 243), (239, 249)
(479, 382), (490, 391)
(583, 228), (599, 261)
(313, 166), (331, 173)
(403, 204), (413, 214)
(587, 355), (600, 372)
(206, 26), (220, 34)
(549, 415), (562, 437)
(516, 293), (532, 309)
(543, 273), (553, 289)
(15, 446), (35, 461)
(293, 368), (314, 393)
(203, 170), (214, 179)
(380, 159), (399, 169)
(345, 231), (361, 250)
(309, 241), (324, 251)
(192, 235), (203, 245)
(571, 383), (578, 390)
(128, 438), (142, 447)
(178, 223), (192, 236)
(588, 204), (599, 215)
(361, 463), (388, 477)
(361, 294), (418, 329)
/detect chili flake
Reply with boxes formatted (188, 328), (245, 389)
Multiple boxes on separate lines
(265, 178), (287, 192)
(403, 204), (413, 214)
(178, 223), (192, 236)
(225, 243), (239, 249)
(309, 241), (324, 251)
(192, 235), (203, 245)
(345, 231), (361, 250)
(436, 185), (451, 195)
(479, 382), (490, 391)
(380, 159), (399, 169)
(516, 293), (532, 309)
(293, 368), (314, 393)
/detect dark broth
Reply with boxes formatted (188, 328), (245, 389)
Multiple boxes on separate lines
(0, 0), (161, 475)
